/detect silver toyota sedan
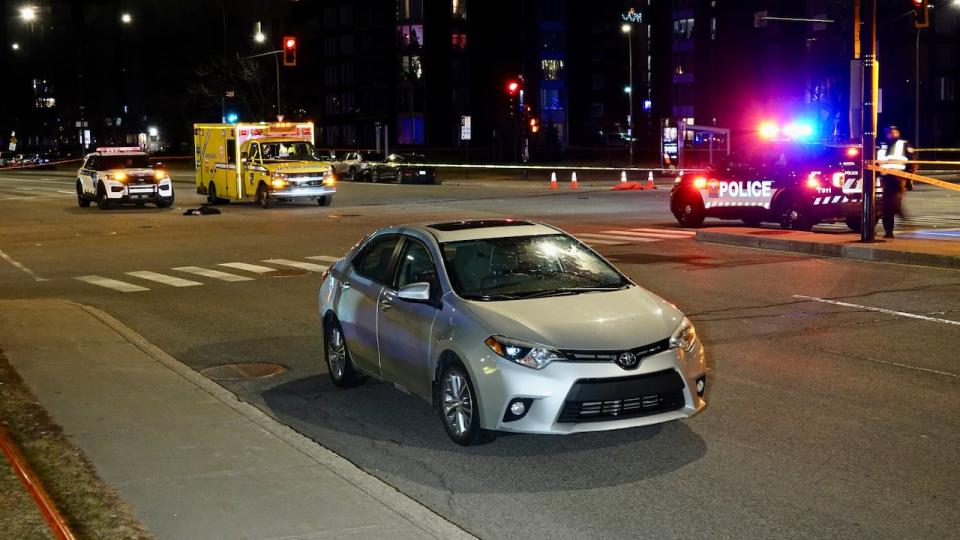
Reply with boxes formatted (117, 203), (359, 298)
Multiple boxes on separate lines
(318, 220), (707, 445)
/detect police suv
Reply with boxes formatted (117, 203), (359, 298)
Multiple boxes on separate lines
(76, 147), (174, 209)
(670, 142), (866, 231)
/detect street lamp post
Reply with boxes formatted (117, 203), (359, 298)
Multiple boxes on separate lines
(622, 23), (634, 165)
(860, 0), (878, 242)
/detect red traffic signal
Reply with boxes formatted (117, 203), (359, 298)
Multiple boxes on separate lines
(283, 36), (297, 66)
(913, 0), (929, 28)
(506, 80), (520, 95)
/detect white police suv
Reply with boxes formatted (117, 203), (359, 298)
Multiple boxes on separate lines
(76, 147), (174, 209)
(670, 142), (866, 231)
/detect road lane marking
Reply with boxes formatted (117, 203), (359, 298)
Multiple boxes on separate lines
(262, 259), (329, 272)
(604, 229), (694, 240)
(126, 271), (202, 287)
(75, 275), (149, 292)
(629, 228), (697, 237)
(218, 262), (278, 274)
(595, 231), (661, 241)
(0, 249), (47, 282)
(574, 235), (629, 245)
(173, 266), (253, 282)
(793, 295), (960, 326)
(306, 255), (340, 263)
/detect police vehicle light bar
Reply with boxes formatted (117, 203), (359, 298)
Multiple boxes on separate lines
(96, 146), (142, 153)
(758, 120), (815, 141)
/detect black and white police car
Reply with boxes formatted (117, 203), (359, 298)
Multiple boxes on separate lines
(76, 147), (174, 209)
(670, 142), (867, 231)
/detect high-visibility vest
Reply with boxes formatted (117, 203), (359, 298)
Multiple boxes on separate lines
(877, 140), (908, 171)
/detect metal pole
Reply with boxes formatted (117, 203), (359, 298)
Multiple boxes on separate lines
(275, 53), (281, 118)
(628, 31), (634, 166)
(914, 28), (920, 148)
(860, 0), (878, 242)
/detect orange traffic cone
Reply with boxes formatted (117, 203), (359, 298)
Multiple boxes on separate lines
(620, 171), (627, 183)
(645, 171), (656, 190)
(570, 171), (579, 189)
(549, 172), (558, 189)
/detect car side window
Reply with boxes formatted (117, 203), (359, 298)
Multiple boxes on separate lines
(394, 239), (439, 292)
(88, 156), (100, 170)
(353, 235), (400, 284)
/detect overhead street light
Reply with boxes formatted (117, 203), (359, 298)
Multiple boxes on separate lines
(121, 13), (132, 24)
(19, 5), (37, 21)
(254, 21), (265, 43)
(11, 42), (20, 50)
(621, 23), (631, 33)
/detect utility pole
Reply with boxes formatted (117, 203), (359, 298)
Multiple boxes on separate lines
(860, 0), (878, 242)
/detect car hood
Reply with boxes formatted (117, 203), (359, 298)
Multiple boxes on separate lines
(267, 162), (332, 173)
(461, 286), (684, 350)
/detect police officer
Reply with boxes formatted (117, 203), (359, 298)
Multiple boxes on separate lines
(877, 124), (914, 239)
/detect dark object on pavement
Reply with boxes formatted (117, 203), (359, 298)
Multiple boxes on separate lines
(183, 206), (221, 216)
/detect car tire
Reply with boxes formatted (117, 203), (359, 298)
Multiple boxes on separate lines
(208, 182), (227, 205)
(317, 196), (331, 207)
(324, 319), (366, 388)
(777, 197), (814, 231)
(256, 184), (273, 208)
(672, 191), (705, 228)
(348, 167), (357, 182)
(156, 193), (174, 208)
(96, 183), (112, 210)
(76, 182), (90, 207)
(437, 360), (494, 446)
(371, 170), (380, 183)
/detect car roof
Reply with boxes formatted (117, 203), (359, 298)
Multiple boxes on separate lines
(404, 219), (560, 243)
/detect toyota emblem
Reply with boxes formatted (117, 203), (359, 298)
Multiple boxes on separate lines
(616, 352), (639, 369)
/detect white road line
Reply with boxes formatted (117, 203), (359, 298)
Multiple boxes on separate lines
(173, 266), (253, 282)
(591, 231), (661, 242)
(574, 235), (629, 245)
(793, 295), (960, 326)
(219, 262), (278, 274)
(306, 255), (341, 263)
(57, 190), (75, 195)
(126, 270), (203, 287)
(75, 275), (149, 292)
(0, 248), (47, 282)
(262, 259), (329, 272)
(0, 178), (71, 185)
(629, 228), (697, 237)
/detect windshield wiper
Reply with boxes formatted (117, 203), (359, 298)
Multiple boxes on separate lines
(514, 285), (629, 299)
(461, 293), (523, 301)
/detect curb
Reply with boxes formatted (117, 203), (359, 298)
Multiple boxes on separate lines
(61, 300), (474, 540)
(695, 230), (960, 269)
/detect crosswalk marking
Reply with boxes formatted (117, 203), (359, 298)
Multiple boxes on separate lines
(262, 259), (329, 272)
(580, 232), (658, 243)
(218, 262), (278, 274)
(629, 228), (697, 237)
(574, 226), (700, 246)
(305, 255), (340, 263)
(599, 230), (676, 240)
(126, 271), (203, 287)
(576, 236), (629, 246)
(173, 266), (253, 282)
(75, 275), (149, 293)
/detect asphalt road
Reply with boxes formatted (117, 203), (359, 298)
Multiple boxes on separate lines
(1, 168), (959, 539)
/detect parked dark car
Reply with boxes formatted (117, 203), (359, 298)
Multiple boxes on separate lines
(367, 153), (437, 184)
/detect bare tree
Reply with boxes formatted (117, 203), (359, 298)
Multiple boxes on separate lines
(189, 54), (275, 121)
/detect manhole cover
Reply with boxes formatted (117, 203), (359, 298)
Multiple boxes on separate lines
(750, 230), (794, 236)
(201, 362), (287, 380)
(266, 269), (309, 277)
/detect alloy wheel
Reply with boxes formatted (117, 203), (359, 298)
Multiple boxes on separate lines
(327, 327), (345, 379)
(442, 370), (473, 436)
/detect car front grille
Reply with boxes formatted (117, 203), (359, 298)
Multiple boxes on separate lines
(560, 338), (670, 363)
(557, 369), (686, 423)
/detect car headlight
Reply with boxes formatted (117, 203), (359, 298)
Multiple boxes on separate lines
(484, 335), (564, 370)
(270, 178), (288, 189)
(669, 317), (697, 352)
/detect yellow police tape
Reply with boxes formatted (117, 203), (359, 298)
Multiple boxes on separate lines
(864, 163), (960, 192)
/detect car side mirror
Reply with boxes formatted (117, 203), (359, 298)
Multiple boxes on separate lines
(397, 282), (432, 303)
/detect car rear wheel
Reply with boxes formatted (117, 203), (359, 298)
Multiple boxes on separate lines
(777, 197), (814, 231)
(317, 196), (331, 207)
(672, 191), (705, 228)
(76, 182), (90, 207)
(438, 361), (493, 446)
(324, 319), (365, 388)
(256, 184), (273, 208)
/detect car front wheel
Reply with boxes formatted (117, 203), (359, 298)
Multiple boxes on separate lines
(96, 183), (112, 210)
(324, 319), (365, 387)
(76, 182), (91, 207)
(438, 361), (493, 446)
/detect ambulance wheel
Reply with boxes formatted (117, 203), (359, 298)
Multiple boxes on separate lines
(256, 185), (274, 208)
(76, 182), (91, 207)
(96, 183), (112, 210)
(207, 182), (227, 205)
(317, 196), (331, 207)
(672, 192), (705, 228)
(777, 197), (813, 231)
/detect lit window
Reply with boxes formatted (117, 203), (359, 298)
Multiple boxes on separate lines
(401, 55), (423, 79)
(541, 59), (564, 81)
(541, 89), (561, 110)
(452, 0), (467, 19)
(451, 33), (467, 50)
(397, 24), (424, 47)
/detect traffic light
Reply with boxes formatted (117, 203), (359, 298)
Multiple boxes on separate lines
(912, 0), (929, 29)
(506, 80), (520, 95)
(282, 36), (297, 66)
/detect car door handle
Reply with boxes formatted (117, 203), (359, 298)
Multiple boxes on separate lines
(379, 298), (392, 310)
(341, 281), (350, 290)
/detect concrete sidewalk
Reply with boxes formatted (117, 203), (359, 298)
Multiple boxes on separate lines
(696, 227), (960, 269)
(0, 299), (472, 540)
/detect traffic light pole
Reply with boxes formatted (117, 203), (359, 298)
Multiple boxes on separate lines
(860, 0), (878, 242)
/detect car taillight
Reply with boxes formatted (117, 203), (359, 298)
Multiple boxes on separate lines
(846, 147), (859, 157)
(831, 172), (845, 188)
(805, 172), (821, 189)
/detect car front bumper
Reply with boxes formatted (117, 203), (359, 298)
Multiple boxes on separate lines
(473, 340), (707, 434)
(271, 186), (336, 200)
(104, 179), (173, 201)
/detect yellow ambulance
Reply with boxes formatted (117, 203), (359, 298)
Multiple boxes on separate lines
(193, 121), (336, 208)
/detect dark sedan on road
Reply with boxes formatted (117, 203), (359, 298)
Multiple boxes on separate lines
(368, 153), (438, 184)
